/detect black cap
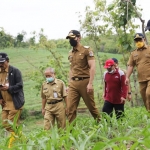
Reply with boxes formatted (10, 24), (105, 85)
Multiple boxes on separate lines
(66, 30), (80, 39)
(112, 58), (118, 64)
(134, 33), (144, 40)
(145, 20), (150, 31)
(0, 52), (9, 63)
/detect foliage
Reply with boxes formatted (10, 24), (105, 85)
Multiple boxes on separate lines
(20, 108), (29, 120)
(0, 27), (15, 49)
(1, 107), (150, 149)
(26, 30), (68, 94)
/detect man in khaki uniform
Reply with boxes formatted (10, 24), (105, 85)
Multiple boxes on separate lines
(125, 33), (150, 111)
(41, 67), (67, 130)
(66, 30), (100, 123)
(0, 52), (24, 148)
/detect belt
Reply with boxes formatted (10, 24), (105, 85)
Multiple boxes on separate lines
(72, 77), (90, 81)
(47, 99), (62, 104)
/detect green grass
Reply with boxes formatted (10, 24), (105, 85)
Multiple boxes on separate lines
(0, 107), (150, 149)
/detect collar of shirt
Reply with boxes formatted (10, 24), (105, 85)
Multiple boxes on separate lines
(72, 43), (82, 52)
(136, 45), (147, 51)
(47, 78), (58, 85)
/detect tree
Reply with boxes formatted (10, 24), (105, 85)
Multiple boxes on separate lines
(0, 27), (14, 49)
(80, 0), (144, 106)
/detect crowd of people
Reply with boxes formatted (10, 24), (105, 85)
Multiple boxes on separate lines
(0, 30), (149, 148)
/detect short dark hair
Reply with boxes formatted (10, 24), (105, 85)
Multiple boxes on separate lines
(112, 58), (118, 64)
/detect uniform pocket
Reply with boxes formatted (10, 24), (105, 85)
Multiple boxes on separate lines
(76, 53), (86, 67)
(145, 53), (150, 58)
(43, 89), (50, 98)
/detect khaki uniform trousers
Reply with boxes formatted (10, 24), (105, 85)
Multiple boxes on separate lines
(67, 78), (100, 123)
(2, 109), (22, 132)
(139, 81), (150, 111)
(44, 101), (66, 130)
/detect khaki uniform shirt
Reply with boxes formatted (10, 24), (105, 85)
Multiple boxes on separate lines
(127, 45), (150, 82)
(41, 78), (67, 103)
(68, 44), (95, 77)
(0, 66), (15, 110)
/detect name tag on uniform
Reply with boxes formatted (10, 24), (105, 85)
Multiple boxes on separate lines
(53, 91), (58, 98)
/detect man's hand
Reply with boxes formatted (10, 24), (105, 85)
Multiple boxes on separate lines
(0, 84), (9, 91)
(125, 77), (129, 85)
(65, 108), (68, 116)
(87, 83), (93, 93)
(121, 97), (126, 103)
(42, 109), (45, 116)
(0, 99), (5, 108)
(127, 94), (132, 101)
(66, 86), (69, 94)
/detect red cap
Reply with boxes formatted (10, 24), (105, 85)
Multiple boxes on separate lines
(104, 59), (114, 68)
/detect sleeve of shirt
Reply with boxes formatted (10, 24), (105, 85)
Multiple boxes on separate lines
(103, 72), (107, 98)
(127, 52), (135, 67)
(120, 74), (128, 98)
(85, 47), (95, 61)
(62, 81), (67, 98)
(41, 84), (46, 99)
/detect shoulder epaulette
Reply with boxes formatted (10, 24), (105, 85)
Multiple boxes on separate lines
(83, 46), (90, 49)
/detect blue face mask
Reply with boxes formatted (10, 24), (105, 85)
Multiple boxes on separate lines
(46, 77), (54, 83)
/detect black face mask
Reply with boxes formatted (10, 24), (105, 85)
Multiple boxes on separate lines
(69, 39), (77, 47)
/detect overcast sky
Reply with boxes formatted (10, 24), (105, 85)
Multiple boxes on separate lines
(0, 0), (149, 40)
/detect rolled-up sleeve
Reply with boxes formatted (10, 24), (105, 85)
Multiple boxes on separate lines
(127, 53), (135, 67)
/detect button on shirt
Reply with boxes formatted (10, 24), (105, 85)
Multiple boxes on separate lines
(41, 78), (67, 103)
(127, 46), (150, 82)
(0, 66), (15, 110)
(68, 44), (95, 77)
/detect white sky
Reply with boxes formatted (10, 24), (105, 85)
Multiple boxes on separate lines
(0, 0), (149, 40)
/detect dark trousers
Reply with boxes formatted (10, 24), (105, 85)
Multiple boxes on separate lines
(102, 100), (124, 119)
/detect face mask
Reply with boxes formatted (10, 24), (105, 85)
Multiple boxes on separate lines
(46, 77), (54, 83)
(135, 41), (144, 48)
(69, 39), (77, 47)
(107, 67), (114, 73)
(108, 70), (114, 74)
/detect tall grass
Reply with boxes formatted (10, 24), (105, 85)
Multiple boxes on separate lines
(0, 107), (150, 150)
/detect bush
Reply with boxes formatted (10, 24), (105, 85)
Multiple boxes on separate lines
(20, 108), (29, 120)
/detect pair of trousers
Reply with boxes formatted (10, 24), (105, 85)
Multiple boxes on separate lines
(44, 101), (66, 130)
(102, 100), (124, 119)
(2, 109), (22, 132)
(67, 78), (100, 123)
(139, 81), (150, 111)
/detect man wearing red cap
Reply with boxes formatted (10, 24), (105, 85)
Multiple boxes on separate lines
(103, 59), (127, 119)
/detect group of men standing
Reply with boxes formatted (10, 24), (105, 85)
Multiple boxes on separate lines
(41, 30), (150, 130)
(0, 30), (150, 148)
